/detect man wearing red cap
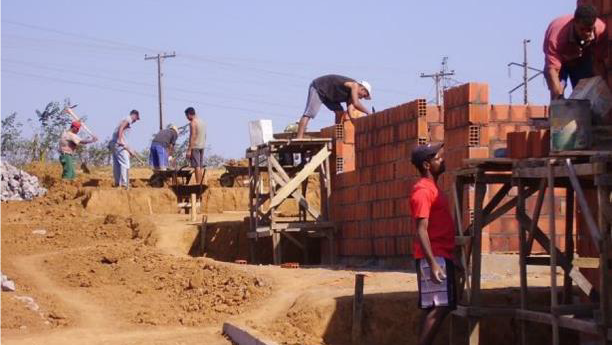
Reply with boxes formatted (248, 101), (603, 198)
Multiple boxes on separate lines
(58, 121), (98, 179)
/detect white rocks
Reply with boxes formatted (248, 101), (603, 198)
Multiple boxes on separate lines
(1, 272), (16, 292)
(2, 280), (16, 292)
(1, 162), (47, 201)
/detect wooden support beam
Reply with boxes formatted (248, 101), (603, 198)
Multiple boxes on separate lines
(547, 160), (560, 345)
(267, 145), (330, 210)
(563, 184), (575, 304)
(469, 173), (487, 345)
(565, 158), (602, 252)
(453, 179), (471, 302)
(517, 212), (595, 299)
(517, 178), (528, 345)
(527, 179), (547, 255)
(281, 231), (305, 250)
(598, 183), (611, 341)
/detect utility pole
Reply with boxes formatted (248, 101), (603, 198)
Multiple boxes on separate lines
(145, 52), (176, 130)
(508, 40), (542, 104)
(420, 57), (455, 106)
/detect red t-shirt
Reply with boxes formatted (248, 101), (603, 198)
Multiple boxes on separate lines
(410, 178), (455, 259)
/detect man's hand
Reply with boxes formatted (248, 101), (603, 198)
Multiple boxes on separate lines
(186, 150), (192, 160)
(429, 261), (446, 284)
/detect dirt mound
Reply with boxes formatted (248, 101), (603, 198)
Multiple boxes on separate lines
(43, 243), (271, 326)
(82, 189), (177, 216)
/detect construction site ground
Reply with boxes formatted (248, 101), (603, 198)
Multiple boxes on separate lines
(1, 163), (568, 345)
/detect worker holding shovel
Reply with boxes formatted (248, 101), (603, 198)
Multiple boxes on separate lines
(58, 114), (98, 180)
(108, 110), (140, 189)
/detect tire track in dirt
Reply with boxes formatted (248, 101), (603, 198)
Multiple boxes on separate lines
(4, 250), (229, 345)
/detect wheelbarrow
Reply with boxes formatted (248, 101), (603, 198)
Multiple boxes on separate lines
(219, 165), (250, 187)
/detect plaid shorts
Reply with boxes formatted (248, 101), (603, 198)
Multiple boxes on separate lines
(416, 257), (457, 310)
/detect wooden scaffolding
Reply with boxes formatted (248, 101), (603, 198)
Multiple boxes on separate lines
(451, 153), (612, 345)
(246, 138), (336, 265)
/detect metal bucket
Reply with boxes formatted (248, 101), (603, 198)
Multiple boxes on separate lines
(550, 99), (592, 151)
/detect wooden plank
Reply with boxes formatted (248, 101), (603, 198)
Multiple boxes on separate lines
(272, 232), (281, 265)
(517, 212), (595, 298)
(514, 162), (604, 179)
(469, 174), (487, 345)
(573, 257), (601, 269)
(267, 145), (330, 210)
(517, 178), (528, 345)
(551, 303), (598, 317)
(598, 184), (611, 339)
(200, 215), (208, 256)
(527, 179), (547, 255)
(547, 160), (559, 345)
(269, 170), (321, 220)
(453, 180), (471, 302)
(565, 159), (602, 252)
(271, 221), (335, 230)
(222, 322), (280, 345)
(525, 256), (553, 266)
(281, 231), (305, 250)
(190, 193), (197, 222)
(455, 236), (472, 246)
(482, 182), (512, 216)
(563, 185), (575, 304)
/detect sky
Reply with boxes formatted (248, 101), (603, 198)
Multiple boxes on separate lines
(1, 1), (575, 159)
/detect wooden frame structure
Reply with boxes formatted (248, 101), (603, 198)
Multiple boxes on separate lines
(451, 153), (612, 345)
(246, 138), (336, 265)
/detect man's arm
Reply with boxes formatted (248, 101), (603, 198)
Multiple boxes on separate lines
(345, 82), (370, 115)
(416, 217), (446, 283)
(545, 66), (565, 100)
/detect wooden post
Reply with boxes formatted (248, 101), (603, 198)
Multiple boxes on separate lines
(597, 181), (610, 345)
(547, 160), (559, 345)
(190, 193), (197, 222)
(352, 273), (365, 345)
(248, 156), (256, 264)
(200, 215), (208, 256)
(469, 171), (486, 345)
(563, 185), (574, 304)
(517, 177), (528, 345)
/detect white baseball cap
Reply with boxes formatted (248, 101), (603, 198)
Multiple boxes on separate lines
(359, 80), (372, 100)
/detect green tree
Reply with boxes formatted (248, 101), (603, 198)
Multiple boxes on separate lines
(1, 112), (23, 160)
(32, 100), (72, 162)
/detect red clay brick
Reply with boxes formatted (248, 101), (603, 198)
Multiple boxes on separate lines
(429, 123), (444, 142)
(426, 105), (442, 123)
(509, 105), (528, 122)
(490, 105), (510, 121)
(468, 147), (489, 159)
(499, 123), (517, 139)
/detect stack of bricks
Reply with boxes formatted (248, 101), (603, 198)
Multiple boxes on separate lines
(441, 83), (490, 232)
(329, 99), (443, 260)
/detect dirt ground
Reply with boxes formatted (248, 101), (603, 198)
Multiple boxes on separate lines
(1, 163), (569, 345)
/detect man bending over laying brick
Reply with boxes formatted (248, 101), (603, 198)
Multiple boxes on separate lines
(296, 74), (372, 138)
(410, 143), (457, 345)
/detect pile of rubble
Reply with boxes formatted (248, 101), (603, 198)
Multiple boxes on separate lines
(1, 162), (47, 201)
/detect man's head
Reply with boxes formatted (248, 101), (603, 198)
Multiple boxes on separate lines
(358, 81), (372, 100)
(411, 143), (445, 178)
(130, 109), (140, 123)
(574, 5), (598, 44)
(168, 124), (179, 134)
(70, 121), (81, 134)
(184, 107), (196, 121)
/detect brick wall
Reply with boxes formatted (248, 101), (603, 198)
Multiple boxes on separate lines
(325, 82), (571, 262)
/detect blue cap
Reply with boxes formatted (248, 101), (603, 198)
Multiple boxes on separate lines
(411, 143), (444, 167)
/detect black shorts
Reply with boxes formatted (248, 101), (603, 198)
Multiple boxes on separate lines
(190, 148), (204, 168)
(416, 257), (457, 310)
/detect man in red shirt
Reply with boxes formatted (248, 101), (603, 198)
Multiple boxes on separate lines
(410, 143), (456, 345)
(543, 4), (608, 99)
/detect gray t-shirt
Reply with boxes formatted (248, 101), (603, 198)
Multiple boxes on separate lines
(152, 128), (177, 148)
(192, 117), (206, 149)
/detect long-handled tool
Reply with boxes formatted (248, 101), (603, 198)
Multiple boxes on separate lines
(63, 105), (98, 139)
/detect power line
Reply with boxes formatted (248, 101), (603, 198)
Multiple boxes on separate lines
(1, 69), (293, 119)
(507, 39), (543, 104)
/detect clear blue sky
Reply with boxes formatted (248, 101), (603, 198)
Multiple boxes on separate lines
(2, 1), (574, 158)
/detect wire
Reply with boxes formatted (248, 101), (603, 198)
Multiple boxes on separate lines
(2, 69), (294, 119)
